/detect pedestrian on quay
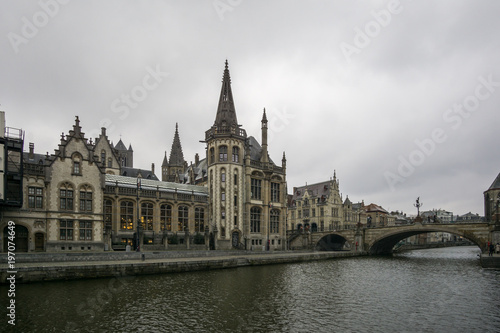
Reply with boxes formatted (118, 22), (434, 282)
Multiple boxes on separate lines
(489, 243), (495, 256)
(496, 243), (500, 254)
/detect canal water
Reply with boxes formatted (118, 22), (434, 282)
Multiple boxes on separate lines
(2, 246), (500, 332)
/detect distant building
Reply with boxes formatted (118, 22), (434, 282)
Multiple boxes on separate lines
(421, 209), (453, 223)
(287, 173), (365, 232)
(484, 172), (500, 223)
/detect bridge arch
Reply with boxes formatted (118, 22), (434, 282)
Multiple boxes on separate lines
(368, 226), (485, 255)
(316, 233), (350, 251)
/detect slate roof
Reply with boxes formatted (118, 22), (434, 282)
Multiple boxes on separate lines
(23, 152), (46, 165)
(114, 139), (127, 151)
(247, 136), (275, 164)
(488, 172), (500, 190)
(291, 180), (331, 201)
(120, 167), (159, 180)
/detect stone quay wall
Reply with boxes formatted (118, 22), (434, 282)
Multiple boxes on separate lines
(0, 251), (367, 284)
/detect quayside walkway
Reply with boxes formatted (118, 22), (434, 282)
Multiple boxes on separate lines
(0, 250), (366, 284)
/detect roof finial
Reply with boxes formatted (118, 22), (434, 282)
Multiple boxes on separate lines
(225, 59), (228, 69)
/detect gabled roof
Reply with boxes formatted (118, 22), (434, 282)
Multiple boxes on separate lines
(365, 203), (388, 214)
(114, 139), (127, 151)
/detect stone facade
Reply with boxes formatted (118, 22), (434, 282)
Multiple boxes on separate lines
(287, 173), (365, 233)
(0, 61), (287, 252)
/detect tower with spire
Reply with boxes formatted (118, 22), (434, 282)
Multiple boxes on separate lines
(204, 61), (287, 250)
(162, 123), (186, 182)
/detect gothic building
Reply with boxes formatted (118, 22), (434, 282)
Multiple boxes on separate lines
(0, 60), (287, 252)
(287, 172), (365, 233)
(204, 61), (287, 250)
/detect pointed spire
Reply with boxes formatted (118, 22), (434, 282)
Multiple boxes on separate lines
(214, 60), (238, 127)
(162, 151), (168, 167)
(169, 123), (185, 167)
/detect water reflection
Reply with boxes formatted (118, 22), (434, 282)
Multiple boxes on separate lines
(2, 247), (499, 332)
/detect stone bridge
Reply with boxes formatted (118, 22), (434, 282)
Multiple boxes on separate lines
(288, 222), (494, 255)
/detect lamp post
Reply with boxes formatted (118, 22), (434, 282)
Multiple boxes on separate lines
(136, 178), (141, 252)
(267, 203), (271, 251)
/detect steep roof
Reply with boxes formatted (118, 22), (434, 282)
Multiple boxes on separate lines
(114, 139), (127, 151)
(292, 180), (331, 201)
(488, 172), (500, 190)
(168, 123), (185, 166)
(214, 60), (238, 127)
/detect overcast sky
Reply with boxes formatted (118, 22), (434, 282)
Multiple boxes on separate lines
(1, 0), (499, 217)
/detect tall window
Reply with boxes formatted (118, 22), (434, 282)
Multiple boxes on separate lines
(178, 206), (188, 231)
(108, 157), (112, 168)
(221, 192), (225, 201)
(219, 146), (228, 162)
(60, 220), (74, 240)
(250, 207), (261, 233)
(28, 187), (43, 209)
(141, 202), (154, 230)
(101, 150), (106, 165)
(195, 208), (204, 233)
(221, 170), (226, 182)
(234, 173), (238, 185)
(79, 221), (93, 240)
(160, 204), (172, 231)
(232, 147), (239, 162)
(72, 154), (82, 175)
(251, 178), (262, 200)
(320, 207), (324, 217)
(270, 209), (280, 234)
(60, 184), (74, 211)
(271, 182), (280, 202)
(120, 201), (134, 230)
(79, 186), (93, 212)
(104, 199), (113, 230)
(210, 148), (215, 164)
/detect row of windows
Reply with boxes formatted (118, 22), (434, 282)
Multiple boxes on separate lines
(28, 185), (93, 211)
(105, 200), (206, 233)
(250, 179), (280, 202)
(209, 146), (240, 164)
(60, 220), (93, 241)
(249, 207), (280, 234)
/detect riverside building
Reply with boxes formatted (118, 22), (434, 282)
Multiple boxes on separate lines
(0, 61), (287, 252)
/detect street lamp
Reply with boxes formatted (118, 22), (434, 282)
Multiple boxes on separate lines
(136, 178), (142, 252)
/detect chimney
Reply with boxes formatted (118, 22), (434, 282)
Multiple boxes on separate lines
(151, 163), (155, 175)
(195, 153), (199, 166)
(101, 127), (106, 136)
(29, 143), (34, 160)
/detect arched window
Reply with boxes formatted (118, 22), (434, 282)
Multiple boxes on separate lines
(59, 183), (74, 211)
(160, 204), (172, 231)
(120, 201), (134, 230)
(221, 169), (226, 182)
(141, 202), (154, 230)
(219, 146), (228, 162)
(210, 148), (215, 164)
(79, 185), (93, 212)
(250, 207), (261, 233)
(232, 147), (239, 163)
(270, 209), (280, 234)
(195, 207), (205, 233)
(178, 206), (188, 231)
(104, 199), (113, 230)
(101, 150), (106, 165)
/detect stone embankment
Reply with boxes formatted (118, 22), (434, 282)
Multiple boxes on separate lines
(0, 250), (367, 284)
